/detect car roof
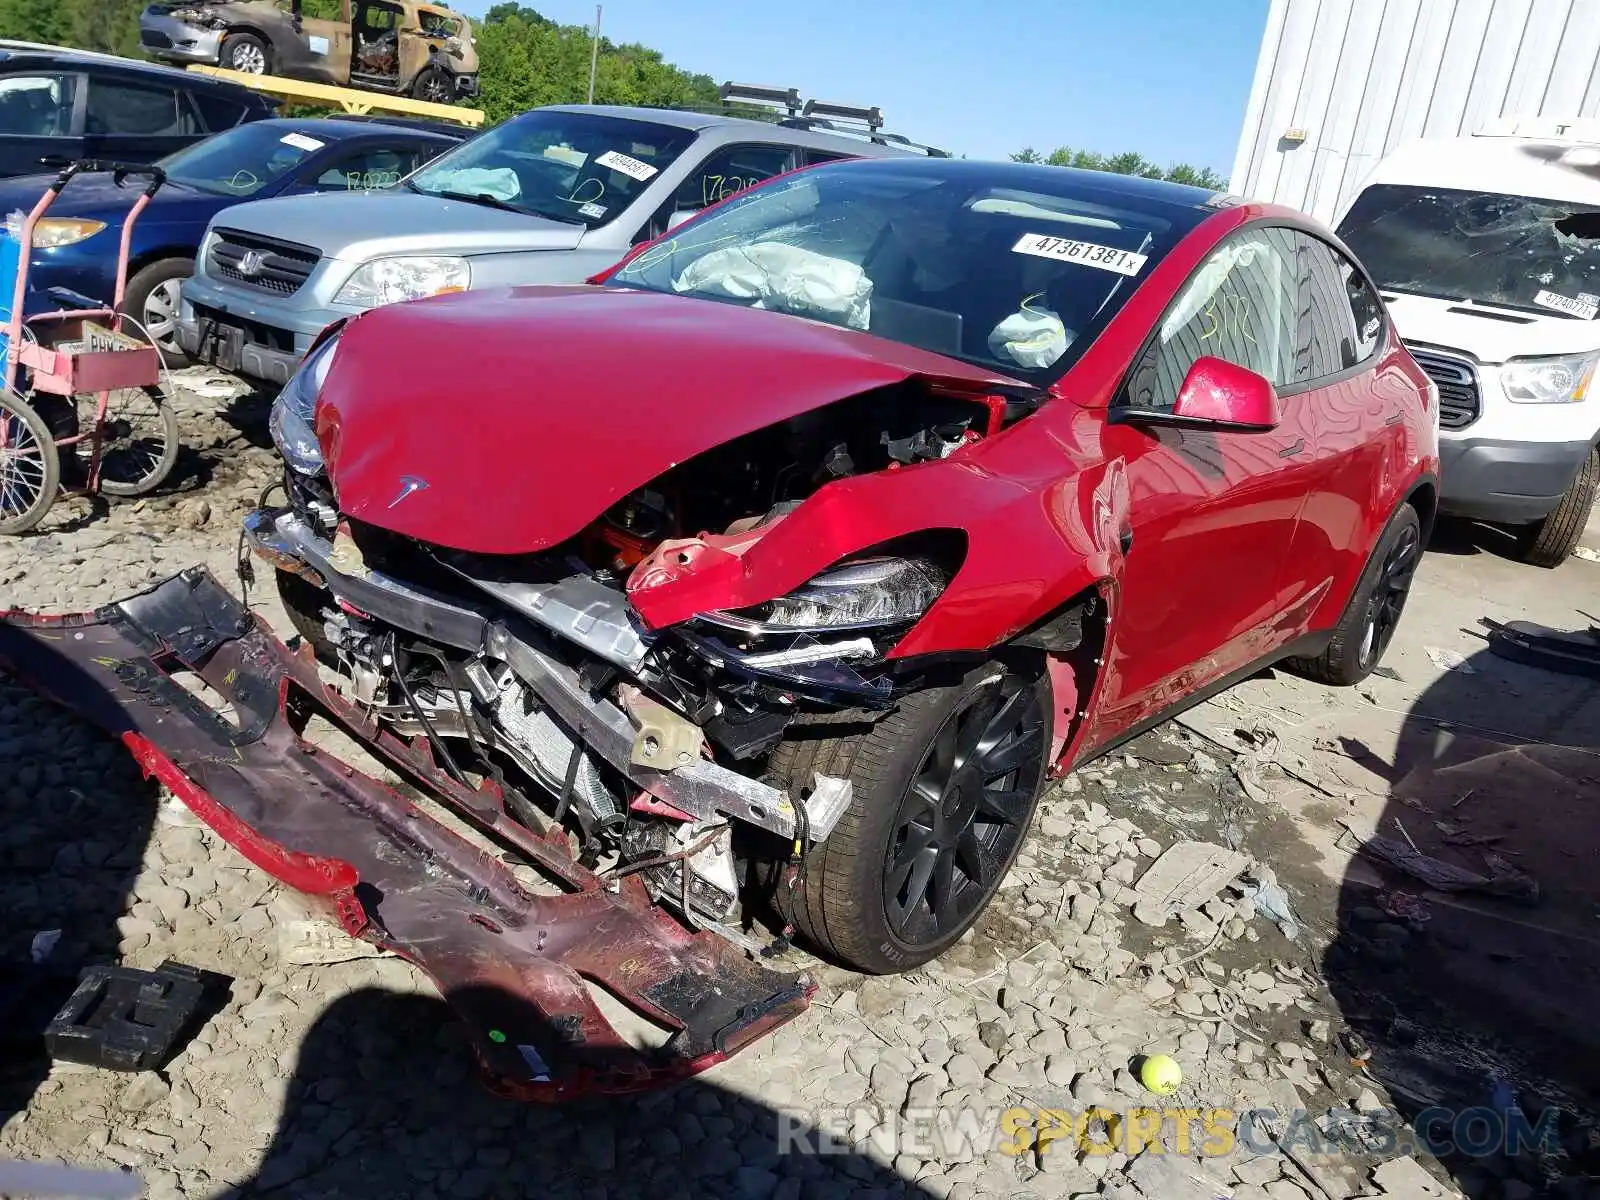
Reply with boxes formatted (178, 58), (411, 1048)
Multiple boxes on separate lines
(252, 116), (463, 143)
(536, 103), (922, 157)
(0, 41), (271, 99)
(1357, 133), (1600, 207)
(813, 155), (1225, 222)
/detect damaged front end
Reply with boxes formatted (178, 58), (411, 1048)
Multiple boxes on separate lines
(0, 571), (812, 1099)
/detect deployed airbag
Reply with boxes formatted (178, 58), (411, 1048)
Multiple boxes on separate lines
(989, 298), (1071, 369)
(674, 241), (873, 330)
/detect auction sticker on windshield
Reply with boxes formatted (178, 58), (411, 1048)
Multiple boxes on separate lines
(280, 132), (325, 153)
(596, 150), (657, 181)
(1534, 289), (1599, 321)
(1012, 234), (1147, 276)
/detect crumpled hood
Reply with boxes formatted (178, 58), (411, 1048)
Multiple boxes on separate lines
(213, 190), (586, 259)
(1385, 292), (1600, 363)
(316, 284), (1023, 555)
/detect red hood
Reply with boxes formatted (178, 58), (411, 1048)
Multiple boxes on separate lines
(316, 284), (1021, 555)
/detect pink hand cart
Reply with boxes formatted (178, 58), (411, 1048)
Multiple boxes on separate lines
(0, 160), (181, 535)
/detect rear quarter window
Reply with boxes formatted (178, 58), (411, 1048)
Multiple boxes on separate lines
(189, 90), (252, 132)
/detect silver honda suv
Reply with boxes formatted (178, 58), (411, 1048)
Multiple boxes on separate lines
(178, 98), (942, 383)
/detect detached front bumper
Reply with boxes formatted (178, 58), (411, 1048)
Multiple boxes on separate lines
(0, 569), (812, 1100)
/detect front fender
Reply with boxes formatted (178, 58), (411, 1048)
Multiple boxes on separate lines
(627, 405), (1133, 658)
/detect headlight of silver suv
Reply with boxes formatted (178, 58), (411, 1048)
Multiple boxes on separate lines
(334, 256), (469, 308)
(1500, 350), (1599, 404)
(268, 335), (340, 476)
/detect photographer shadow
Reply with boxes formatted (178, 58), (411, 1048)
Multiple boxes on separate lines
(1324, 634), (1600, 1195)
(218, 984), (935, 1199)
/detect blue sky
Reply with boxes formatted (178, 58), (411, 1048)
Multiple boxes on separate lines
(454, 0), (1270, 175)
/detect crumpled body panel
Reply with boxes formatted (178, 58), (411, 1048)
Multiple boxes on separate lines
(0, 569), (810, 1100)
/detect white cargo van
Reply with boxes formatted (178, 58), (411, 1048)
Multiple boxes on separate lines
(1335, 118), (1600, 566)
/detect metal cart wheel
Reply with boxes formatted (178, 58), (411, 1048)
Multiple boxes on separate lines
(95, 383), (180, 498)
(0, 390), (60, 534)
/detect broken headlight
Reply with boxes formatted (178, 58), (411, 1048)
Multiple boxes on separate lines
(268, 334), (340, 476)
(700, 555), (949, 635)
(1500, 350), (1599, 404)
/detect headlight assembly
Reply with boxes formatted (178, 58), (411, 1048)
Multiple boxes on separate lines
(1500, 350), (1599, 404)
(32, 218), (105, 249)
(268, 335), (340, 475)
(699, 555), (949, 635)
(334, 256), (469, 308)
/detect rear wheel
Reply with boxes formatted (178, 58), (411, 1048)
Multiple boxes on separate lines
(767, 661), (1049, 973)
(0, 392), (59, 535)
(1286, 503), (1421, 686)
(220, 32), (269, 75)
(1513, 447), (1598, 568)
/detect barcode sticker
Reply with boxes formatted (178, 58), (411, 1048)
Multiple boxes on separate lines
(595, 150), (657, 181)
(1012, 233), (1147, 276)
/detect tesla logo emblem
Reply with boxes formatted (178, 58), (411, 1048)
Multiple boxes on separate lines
(237, 249), (266, 277)
(388, 475), (429, 508)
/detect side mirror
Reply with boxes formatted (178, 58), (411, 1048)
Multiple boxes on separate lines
(1123, 356), (1280, 432)
(666, 208), (698, 231)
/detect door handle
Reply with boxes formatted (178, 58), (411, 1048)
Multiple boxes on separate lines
(1277, 437), (1307, 458)
(1384, 412), (1404, 426)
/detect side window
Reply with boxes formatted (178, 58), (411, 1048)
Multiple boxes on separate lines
(803, 149), (853, 166)
(1123, 228), (1300, 410)
(1326, 239), (1384, 365)
(189, 90), (250, 133)
(309, 146), (421, 191)
(0, 74), (77, 137)
(85, 78), (194, 137)
(640, 143), (799, 241)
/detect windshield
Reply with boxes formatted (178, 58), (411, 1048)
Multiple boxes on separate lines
(157, 122), (334, 197)
(406, 110), (695, 227)
(1337, 183), (1600, 319)
(609, 161), (1182, 380)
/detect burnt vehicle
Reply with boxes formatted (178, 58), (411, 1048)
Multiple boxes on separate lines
(140, 0), (480, 104)
(1, 157), (1440, 1096)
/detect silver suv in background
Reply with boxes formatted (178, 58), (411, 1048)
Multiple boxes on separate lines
(178, 91), (944, 383)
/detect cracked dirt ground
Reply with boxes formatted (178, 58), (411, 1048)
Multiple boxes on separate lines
(2, 378), (1598, 1199)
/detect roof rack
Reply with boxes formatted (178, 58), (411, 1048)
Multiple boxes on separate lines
(715, 82), (950, 157)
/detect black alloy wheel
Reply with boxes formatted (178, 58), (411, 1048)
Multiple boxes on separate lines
(883, 672), (1045, 947)
(1357, 516), (1419, 671)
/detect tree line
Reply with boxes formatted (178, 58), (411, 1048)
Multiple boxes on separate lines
(0, 0), (1229, 184)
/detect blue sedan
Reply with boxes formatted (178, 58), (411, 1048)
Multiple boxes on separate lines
(0, 116), (464, 360)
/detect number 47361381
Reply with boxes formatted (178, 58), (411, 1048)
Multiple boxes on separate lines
(1012, 233), (1147, 277)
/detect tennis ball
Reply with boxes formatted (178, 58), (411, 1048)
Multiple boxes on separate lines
(1139, 1053), (1183, 1095)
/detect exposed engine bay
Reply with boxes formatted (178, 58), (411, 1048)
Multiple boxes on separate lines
(260, 375), (1044, 936)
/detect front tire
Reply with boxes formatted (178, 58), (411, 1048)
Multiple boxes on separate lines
(1513, 447), (1598, 568)
(1286, 503), (1421, 686)
(220, 32), (269, 75)
(274, 567), (336, 660)
(411, 66), (452, 103)
(767, 661), (1049, 974)
(123, 257), (193, 365)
